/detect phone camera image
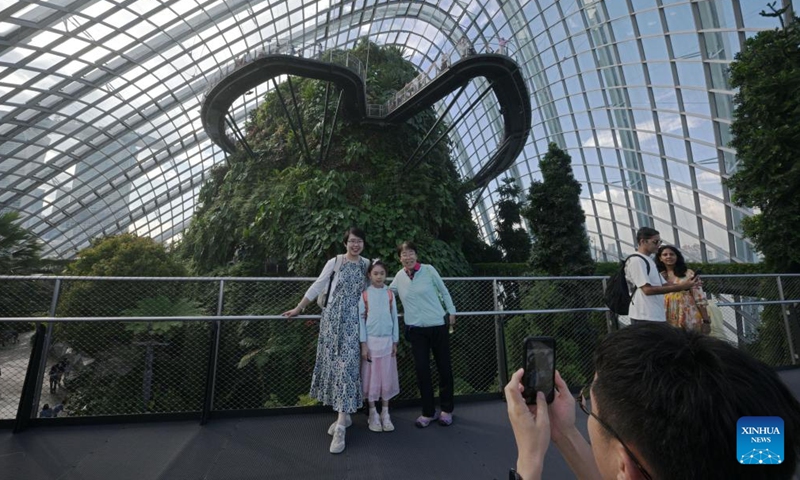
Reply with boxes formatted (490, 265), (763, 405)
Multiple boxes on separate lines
(521, 336), (556, 404)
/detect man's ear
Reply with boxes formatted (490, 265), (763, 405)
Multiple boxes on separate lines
(615, 442), (649, 480)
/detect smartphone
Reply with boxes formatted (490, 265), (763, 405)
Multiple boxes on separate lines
(521, 336), (556, 404)
(692, 269), (702, 279)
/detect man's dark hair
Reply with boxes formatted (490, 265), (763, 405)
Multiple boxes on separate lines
(635, 227), (660, 245)
(396, 241), (417, 256)
(342, 227), (366, 244)
(592, 323), (800, 479)
(655, 245), (689, 278)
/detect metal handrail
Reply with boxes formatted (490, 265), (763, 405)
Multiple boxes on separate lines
(3, 273), (798, 281)
(0, 307), (613, 323)
(716, 300), (800, 307)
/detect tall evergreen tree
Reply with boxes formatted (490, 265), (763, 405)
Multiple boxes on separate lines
(726, 6), (800, 366)
(513, 144), (600, 387)
(727, 9), (800, 272)
(493, 177), (531, 262)
(524, 143), (594, 276)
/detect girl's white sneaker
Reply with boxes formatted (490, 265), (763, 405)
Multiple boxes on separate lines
(381, 412), (395, 432)
(368, 410), (382, 432)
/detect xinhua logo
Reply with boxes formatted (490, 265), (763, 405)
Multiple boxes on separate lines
(737, 416), (784, 465)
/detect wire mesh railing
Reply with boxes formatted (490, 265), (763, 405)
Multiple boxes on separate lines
(0, 274), (797, 427)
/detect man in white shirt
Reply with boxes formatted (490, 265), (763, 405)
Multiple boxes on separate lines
(625, 227), (698, 324)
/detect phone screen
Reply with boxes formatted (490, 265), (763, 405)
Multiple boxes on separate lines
(522, 336), (556, 404)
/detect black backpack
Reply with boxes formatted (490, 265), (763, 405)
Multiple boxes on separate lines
(604, 254), (651, 315)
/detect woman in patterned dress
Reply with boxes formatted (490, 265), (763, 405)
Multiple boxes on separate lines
(655, 245), (711, 334)
(282, 227), (369, 454)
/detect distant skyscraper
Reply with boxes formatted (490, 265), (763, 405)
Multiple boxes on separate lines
(46, 124), (150, 258)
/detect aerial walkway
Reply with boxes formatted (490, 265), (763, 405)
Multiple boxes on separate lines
(201, 48), (531, 190)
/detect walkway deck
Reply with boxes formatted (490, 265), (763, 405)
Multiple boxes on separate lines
(1, 369), (798, 480)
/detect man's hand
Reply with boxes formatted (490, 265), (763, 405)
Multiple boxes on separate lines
(505, 368), (549, 480)
(548, 371), (578, 445)
(361, 343), (371, 362)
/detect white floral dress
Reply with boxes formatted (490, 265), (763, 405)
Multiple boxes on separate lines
(309, 260), (365, 413)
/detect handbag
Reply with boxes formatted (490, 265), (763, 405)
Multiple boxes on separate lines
(706, 300), (727, 341)
(317, 255), (344, 309)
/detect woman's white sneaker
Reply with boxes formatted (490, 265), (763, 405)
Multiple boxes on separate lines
(329, 425), (346, 454)
(327, 414), (352, 435)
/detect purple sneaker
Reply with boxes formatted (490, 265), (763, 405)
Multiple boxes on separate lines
(438, 411), (453, 426)
(415, 412), (440, 428)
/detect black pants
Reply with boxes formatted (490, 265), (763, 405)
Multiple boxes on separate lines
(409, 324), (454, 417)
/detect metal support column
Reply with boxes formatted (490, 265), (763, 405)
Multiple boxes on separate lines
(14, 279), (60, 432)
(493, 279), (509, 394)
(734, 294), (744, 348)
(201, 280), (225, 425)
(776, 276), (798, 365)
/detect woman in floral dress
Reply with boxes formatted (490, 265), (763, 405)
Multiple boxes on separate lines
(283, 227), (369, 453)
(655, 245), (711, 333)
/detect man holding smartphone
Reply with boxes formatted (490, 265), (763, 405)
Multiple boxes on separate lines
(505, 323), (800, 480)
(625, 227), (698, 324)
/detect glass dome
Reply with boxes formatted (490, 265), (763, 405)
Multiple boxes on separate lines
(0, 0), (793, 261)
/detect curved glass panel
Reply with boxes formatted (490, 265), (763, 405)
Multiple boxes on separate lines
(0, 0), (782, 262)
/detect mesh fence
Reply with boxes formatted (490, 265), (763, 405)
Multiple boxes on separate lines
(501, 277), (610, 389)
(41, 279), (218, 418)
(0, 278), (55, 419)
(214, 278), (317, 410)
(698, 275), (800, 368)
(0, 274), (797, 420)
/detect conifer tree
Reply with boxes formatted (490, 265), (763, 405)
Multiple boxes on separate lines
(524, 143), (594, 276)
(493, 177), (531, 263)
(727, 8), (800, 272)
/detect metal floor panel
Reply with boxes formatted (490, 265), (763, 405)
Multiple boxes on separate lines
(0, 400), (575, 480)
(2, 368), (799, 480)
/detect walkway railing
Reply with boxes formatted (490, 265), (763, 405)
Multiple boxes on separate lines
(203, 41), (366, 98)
(201, 38), (521, 121)
(0, 274), (797, 430)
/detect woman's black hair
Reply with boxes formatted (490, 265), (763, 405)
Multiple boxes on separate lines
(342, 227), (366, 244)
(396, 240), (417, 256)
(367, 259), (388, 276)
(655, 245), (688, 278)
